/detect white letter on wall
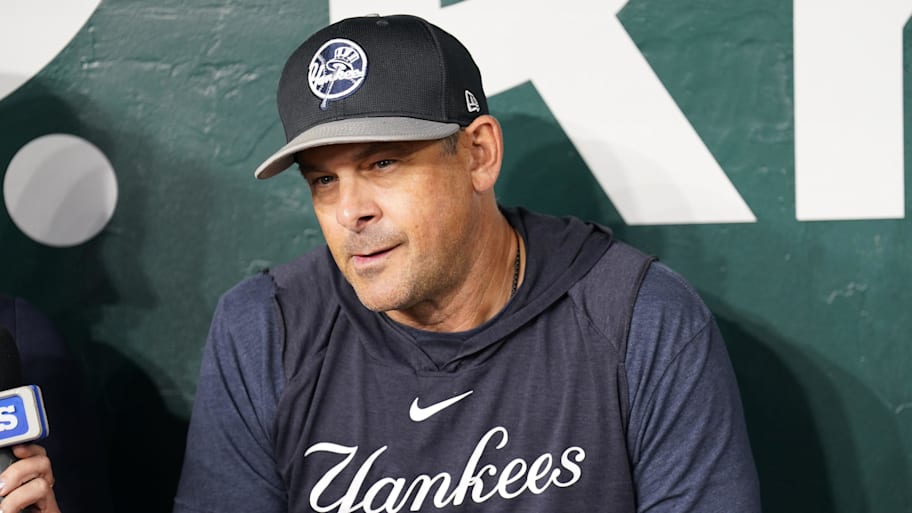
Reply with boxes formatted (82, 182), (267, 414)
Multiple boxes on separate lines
(0, 0), (101, 101)
(794, 0), (910, 220)
(331, 0), (757, 225)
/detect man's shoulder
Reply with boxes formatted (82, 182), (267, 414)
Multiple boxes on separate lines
(622, 261), (716, 384)
(569, 241), (713, 344)
(563, 240), (654, 350)
(634, 261), (713, 331)
(218, 271), (277, 313)
(579, 239), (711, 319)
(212, 248), (320, 313)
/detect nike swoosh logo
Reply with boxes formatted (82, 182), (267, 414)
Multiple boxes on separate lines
(409, 390), (474, 422)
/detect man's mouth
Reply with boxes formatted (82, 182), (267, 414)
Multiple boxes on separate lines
(352, 245), (398, 265)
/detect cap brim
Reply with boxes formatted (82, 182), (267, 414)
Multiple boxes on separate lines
(254, 117), (460, 179)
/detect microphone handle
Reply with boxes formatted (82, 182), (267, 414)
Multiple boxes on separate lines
(0, 446), (15, 471)
(0, 447), (35, 513)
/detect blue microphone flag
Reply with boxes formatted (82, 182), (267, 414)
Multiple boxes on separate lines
(0, 385), (49, 447)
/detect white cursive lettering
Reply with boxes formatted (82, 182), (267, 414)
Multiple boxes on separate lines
(309, 62), (365, 88)
(304, 426), (586, 512)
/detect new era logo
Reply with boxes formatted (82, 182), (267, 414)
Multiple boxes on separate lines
(465, 90), (480, 113)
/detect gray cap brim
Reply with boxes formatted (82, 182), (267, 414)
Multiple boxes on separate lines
(254, 117), (460, 179)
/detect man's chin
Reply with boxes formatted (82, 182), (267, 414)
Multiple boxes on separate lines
(350, 285), (408, 313)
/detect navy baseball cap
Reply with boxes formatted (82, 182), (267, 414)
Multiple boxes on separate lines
(254, 14), (489, 179)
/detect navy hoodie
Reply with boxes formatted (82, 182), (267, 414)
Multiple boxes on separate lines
(175, 208), (760, 513)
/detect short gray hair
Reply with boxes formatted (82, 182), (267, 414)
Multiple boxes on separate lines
(439, 130), (461, 155)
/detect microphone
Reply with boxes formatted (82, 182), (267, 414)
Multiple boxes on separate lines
(0, 328), (50, 471)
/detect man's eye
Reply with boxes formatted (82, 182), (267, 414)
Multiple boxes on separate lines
(310, 175), (335, 186)
(374, 159), (395, 169)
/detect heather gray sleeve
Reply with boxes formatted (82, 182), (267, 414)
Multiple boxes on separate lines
(173, 274), (287, 513)
(625, 264), (761, 513)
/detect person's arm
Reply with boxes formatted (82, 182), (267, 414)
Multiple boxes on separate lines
(0, 443), (60, 513)
(0, 294), (111, 513)
(626, 264), (761, 512)
(173, 275), (287, 513)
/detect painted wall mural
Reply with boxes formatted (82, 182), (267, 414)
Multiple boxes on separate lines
(0, 1), (910, 512)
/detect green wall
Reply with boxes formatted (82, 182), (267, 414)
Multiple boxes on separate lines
(0, 1), (909, 511)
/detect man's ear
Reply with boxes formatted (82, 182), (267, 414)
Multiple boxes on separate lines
(462, 115), (503, 193)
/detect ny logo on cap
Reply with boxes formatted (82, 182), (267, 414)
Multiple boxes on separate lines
(308, 38), (368, 110)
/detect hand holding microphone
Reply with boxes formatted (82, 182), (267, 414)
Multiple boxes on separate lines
(0, 328), (58, 513)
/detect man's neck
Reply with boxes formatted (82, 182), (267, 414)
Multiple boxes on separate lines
(385, 216), (524, 333)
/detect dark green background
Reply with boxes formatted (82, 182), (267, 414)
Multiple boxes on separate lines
(0, 1), (909, 511)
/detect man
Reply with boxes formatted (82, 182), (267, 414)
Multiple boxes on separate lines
(0, 296), (63, 513)
(174, 14), (761, 513)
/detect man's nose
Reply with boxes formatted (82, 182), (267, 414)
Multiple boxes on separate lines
(336, 178), (380, 231)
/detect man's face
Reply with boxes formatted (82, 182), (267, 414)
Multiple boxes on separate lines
(297, 136), (482, 313)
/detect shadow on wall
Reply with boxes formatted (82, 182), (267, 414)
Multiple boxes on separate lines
(494, 110), (667, 252)
(714, 302), (912, 513)
(494, 110), (909, 512)
(710, 305), (838, 512)
(79, 340), (189, 513)
(0, 81), (190, 512)
(494, 112), (625, 227)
